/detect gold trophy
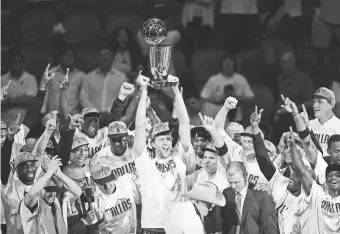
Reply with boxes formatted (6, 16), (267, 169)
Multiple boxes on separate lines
(142, 18), (176, 89)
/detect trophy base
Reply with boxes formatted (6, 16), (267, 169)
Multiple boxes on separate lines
(148, 80), (176, 89)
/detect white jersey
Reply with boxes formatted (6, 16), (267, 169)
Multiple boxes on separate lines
(135, 145), (188, 229)
(244, 160), (268, 187)
(305, 181), (340, 233)
(91, 146), (137, 181)
(75, 127), (111, 158)
(268, 170), (311, 234)
(309, 116), (340, 156)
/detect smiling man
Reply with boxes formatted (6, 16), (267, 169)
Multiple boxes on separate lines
(310, 88), (340, 156)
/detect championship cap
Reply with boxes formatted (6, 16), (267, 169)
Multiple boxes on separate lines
(1, 121), (7, 130)
(108, 121), (128, 139)
(313, 87), (336, 106)
(151, 122), (171, 138)
(91, 158), (116, 181)
(14, 152), (38, 168)
(226, 122), (244, 139)
(190, 126), (211, 141)
(240, 126), (264, 139)
(81, 107), (99, 118)
(264, 140), (277, 156)
(72, 137), (88, 150)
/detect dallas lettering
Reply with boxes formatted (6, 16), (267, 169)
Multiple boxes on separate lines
(155, 159), (176, 173)
(112, 162), (136, 178)
(107, 199), (132, 217)
(321, 200), (340, 213)
(314, 134), (330, 144)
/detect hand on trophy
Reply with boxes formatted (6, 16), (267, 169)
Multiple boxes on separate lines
(136, 71), (150, 89)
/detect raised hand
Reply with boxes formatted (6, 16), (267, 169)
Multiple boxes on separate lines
(45, 119), (57, 133)
(167, 74), (179, 84)
(280, 94), (298, 115)
(119, 82), (135, 97)
(136, 71), (150, 89)
(41, 63), (56, 90)
(7, 113), (21, 140)
(69, 113), (84, 130)
(250, 106), (263, 126)
(286, 126), (295, 145)
(199, 112), (216, 133)
(59, 68), (69, 90)
(84, 209), (99, 224)
(224, 96), (238, 110)
(300, 104), (309, 124)
(47, 156), (62, 174)
(1, 80), (11, 102)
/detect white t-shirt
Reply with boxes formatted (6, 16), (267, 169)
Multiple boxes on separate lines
(244, 160), (268, 187)
(309, 116), (340, 156)
(80, 176), (140, 234)
(222, 132), (244, 163)
(76, 127), (111, 158)
(220, 0), (258, 14)
(135, 146), (188, 229)
(201, 73), (254, 104)
(91, 146), (137, 181)
(268, 170), (310, 234)
(304, 181), (340, 233)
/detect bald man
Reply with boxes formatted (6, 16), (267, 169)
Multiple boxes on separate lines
(220, 162), (279, 234)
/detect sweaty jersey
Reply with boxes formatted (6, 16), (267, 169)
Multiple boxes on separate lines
(75, 127), (111, 158)
(309, 116), (340, 156)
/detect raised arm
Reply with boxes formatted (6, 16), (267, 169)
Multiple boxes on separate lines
(281, 95), (319, 166)
(59, 68), (70, 123)
(24, 156), (62, 209)
(250, 106), (276, 181)
(54, 166), (82, 197)
(214, 97), (238, 138)
(32, 119), (56, 162)
(288, 127), (314, 195)
(171, 76), (191, 151)
(133, 73), (149, 157)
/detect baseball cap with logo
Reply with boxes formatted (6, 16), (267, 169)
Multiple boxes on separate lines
(313, 87), (336, 106)
(151, 122), (171, 138)
(81, 107), (100, 118)
(1, 121), (7, 130)
(240, 126), (264, 139)
(108, 121), (128, 139)
(190, 126), (211, 141)
(90, 157), (117, 183)
(14, 151), (38, 168)
(72, 137), (89, 150)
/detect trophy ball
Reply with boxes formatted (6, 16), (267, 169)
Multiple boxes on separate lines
(142, 18), (167, 46)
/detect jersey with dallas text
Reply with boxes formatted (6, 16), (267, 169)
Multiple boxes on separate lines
(268, 170), (311, 234)
(310, 116), (340, 156)
(305, 181), (340, 233)
(75, 127), (111, 158)
(244, 160), (268, 187)
(91, 146), (137, 181)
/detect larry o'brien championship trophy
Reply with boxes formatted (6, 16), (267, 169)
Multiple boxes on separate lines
(141, 18), (176, 89)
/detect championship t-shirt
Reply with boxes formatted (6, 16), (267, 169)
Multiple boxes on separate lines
(268, 170), (311, 234)
(304, 181), (340, 233)
(95, 176), (141, 234)
(91, 146), (137, 181)
(75, 127), (111, 158)
(135, 145), (188, 229)
(309, 116), (340, 156)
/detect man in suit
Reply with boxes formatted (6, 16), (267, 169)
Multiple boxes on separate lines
(221, 161), (279, 234)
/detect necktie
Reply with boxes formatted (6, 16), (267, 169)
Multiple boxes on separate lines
(50, 203), (59, 234)
(236, 192), (242, 234)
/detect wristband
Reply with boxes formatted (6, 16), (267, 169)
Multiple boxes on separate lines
(297, 128), (310, 140)
(216, 144), (228, 156)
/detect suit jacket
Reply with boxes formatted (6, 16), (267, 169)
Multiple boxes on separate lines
(221, 188), (279, 234)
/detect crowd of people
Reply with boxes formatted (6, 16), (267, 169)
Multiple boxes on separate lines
(1, 0), (340, 234)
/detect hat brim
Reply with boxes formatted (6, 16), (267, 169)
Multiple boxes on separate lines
(312, 94), (334, 105)
(72, 143), (89, 151)
(83, 112), (100, 118)
(108, 133), (128, 139)
(183, 190), (226, 207)
(152, 130), (172, 139)
(16, 159), (38, 168)
(239, 132), (253, 138)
